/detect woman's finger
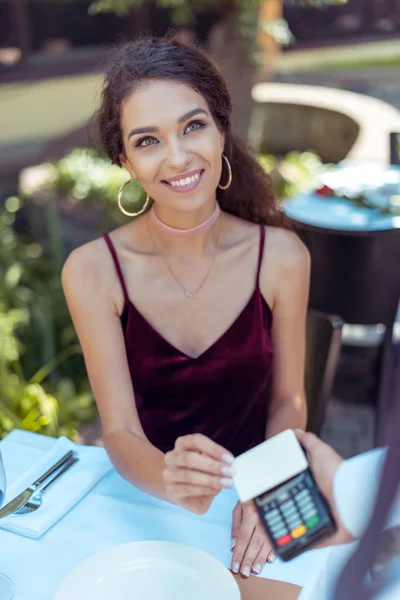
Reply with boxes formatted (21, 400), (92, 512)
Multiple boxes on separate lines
(164, 466), (233, 491)
(231, 524), (255, 575)
(231, 506), (259, 574)
(237, 530), (266, 577)
(175, 434), (234, 464)
(231, 502), (242, 550)
(166, 450), (234, 478)
(250, 542), (273, 575)
(267, 548), (277, 563)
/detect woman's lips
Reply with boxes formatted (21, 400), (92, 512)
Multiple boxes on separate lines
(162, 169), (204, 194)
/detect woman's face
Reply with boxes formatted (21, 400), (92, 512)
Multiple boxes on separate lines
(119, 79), (225, 214)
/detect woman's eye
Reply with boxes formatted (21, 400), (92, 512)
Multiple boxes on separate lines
(136, 137), (157, 147)
(185, 121), (205, 134)
(135, 121), (205, 146)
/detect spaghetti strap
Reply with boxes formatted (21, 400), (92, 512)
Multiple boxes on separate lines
(255, 225), (266, 287)
(103, 233), (130, 304)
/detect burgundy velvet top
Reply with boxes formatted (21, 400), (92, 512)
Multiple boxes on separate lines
(104, 225), (274, 456)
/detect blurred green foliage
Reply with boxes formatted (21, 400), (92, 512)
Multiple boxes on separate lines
(0, 147), (147, 441)
(20, 148), (146, 228)
(0, 207), (96, 441)
(86, 0), (348, 26)
(259, 150), (329, 199)
(85, 0), (348, 58)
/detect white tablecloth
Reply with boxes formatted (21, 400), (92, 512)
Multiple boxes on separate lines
(0, 430), (331, 600)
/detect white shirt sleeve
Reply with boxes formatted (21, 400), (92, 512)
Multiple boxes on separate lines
(333, 447), (400, 539)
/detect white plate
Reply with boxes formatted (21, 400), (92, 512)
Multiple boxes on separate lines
(55, 541), (240, 600)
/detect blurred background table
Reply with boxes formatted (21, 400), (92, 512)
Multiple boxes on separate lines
(285, 169), (400, 446)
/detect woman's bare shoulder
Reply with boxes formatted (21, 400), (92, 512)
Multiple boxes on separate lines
(264, 226), (310, 271)
(220, 213), (308, 266)
(62, 236), (111, 290)
(61, 220), (143, 313)
(259, 226), (310, 309)
(62, 220), (137, 284)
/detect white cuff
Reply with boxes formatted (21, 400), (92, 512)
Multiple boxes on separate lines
(333, 448), (388, 539)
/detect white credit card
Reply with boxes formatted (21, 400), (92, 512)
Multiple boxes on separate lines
(233, 429), (308, 503)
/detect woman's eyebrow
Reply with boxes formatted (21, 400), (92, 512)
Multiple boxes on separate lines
(177, 108), (208, 123)
(128, 108), (209, 140)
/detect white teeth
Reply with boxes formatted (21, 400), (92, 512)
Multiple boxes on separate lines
(170, 172), (200, 187)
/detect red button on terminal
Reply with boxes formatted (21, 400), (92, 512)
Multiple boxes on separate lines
(277, 534), (292, 547)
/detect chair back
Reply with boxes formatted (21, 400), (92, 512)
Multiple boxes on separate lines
(293, 224), (400, 329)
(305, 309), (344, 435)
(390, 132), (400, 165)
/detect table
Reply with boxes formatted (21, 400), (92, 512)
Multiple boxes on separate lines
(284, 193), (400, 232)
(285, 162), (400, 232)
(0, 430), (331, 600)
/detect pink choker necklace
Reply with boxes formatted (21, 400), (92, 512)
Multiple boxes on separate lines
(149, 204), (221, 237)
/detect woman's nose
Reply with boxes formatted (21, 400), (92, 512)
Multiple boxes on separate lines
(165, 140), (191, 170)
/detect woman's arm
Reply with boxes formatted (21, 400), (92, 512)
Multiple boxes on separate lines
(62, 240), (170, 502)
(263, 228), (310, 438)
(230, 228), (310, 577)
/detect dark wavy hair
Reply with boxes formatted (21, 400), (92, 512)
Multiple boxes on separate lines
(95, 35), (285, 227)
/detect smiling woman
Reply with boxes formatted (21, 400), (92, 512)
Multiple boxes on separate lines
(61, 35), (309, 581)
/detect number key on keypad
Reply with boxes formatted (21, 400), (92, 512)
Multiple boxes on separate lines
(277, 491), (290, 503)
(266, 509), (280, 519)
(296, 490), (309, 500)
(299, 500), (315, 512)
(272, 527), (289, 540)
(297, 497), (314, 509)
(266, 512), (284, 526)
(299, 504), (316, 516)
(286, 517), (302, 529)
(282, 505), (298, 518)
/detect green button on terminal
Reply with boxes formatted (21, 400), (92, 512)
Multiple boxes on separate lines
(306, 516), (320, 529)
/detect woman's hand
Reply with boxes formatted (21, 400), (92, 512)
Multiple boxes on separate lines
(295, 429), (355, 548)
(163, 433), (235, 514)
(231, 501), (276, 578)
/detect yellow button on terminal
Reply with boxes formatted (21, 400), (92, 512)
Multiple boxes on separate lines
(291, 525), (307, 538)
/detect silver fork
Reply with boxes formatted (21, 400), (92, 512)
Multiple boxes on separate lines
(15, 455), (79, 515)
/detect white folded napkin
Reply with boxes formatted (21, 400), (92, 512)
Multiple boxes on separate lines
(0, 434), (112, 538)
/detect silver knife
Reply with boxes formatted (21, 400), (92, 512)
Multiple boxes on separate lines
(0, 450), (75, 519)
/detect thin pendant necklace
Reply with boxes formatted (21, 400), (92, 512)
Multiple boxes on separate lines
(147, 214), (223, 300)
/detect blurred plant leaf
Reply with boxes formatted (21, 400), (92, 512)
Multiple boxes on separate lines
(259, 150), (331, 199)
(29, 344), (82, 385)
(0, 205), (96, 440)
